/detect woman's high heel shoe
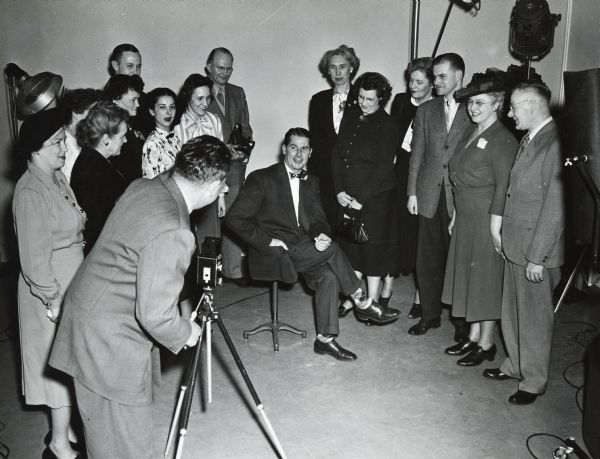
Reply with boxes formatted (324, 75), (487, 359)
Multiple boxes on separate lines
(457, 344), (497, 366)
(444, 338), (477, 356)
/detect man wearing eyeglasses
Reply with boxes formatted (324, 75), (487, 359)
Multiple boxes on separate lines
(206, 47), (253, 286)
(227, 128), (400, 362)
(483, 81), (566, 406)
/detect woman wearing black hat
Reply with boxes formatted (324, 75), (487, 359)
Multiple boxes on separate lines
(442, 72), (518, 366)
(13, 108), (85, 458)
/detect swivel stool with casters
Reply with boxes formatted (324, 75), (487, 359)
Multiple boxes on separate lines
(243, 248), (307, 351)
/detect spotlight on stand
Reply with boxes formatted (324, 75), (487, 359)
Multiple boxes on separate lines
(3, 63), (63, 144)
(5, 63), (63, 116)
(510, 0), (561, 63)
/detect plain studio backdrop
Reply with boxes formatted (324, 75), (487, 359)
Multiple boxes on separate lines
(0, 0), (598, 260)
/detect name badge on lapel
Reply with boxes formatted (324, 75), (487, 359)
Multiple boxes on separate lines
(477, 138), (488, 149)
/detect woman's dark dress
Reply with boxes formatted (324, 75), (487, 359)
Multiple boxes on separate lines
(390, 93), (419, 273)
(71, 146), (128, 255)
(442, 120), (518, 321)
(332, 106), (401, 276)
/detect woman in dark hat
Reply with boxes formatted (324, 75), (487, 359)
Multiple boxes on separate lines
(442, 71), (518, 366)
(12, 108), (85, 458)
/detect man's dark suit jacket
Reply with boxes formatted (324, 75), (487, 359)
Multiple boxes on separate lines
(407, 97), (472, 218)
(70, 146), (128, 255)
(207, 82), (252, 188)
(226, 162), (329, 283)
(50, 173), (194, 406)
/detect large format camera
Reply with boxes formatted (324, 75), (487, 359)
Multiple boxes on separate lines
(196, 237), (222, 289)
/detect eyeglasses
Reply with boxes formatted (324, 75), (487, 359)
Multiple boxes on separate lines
(214, 65), (233, 74)
(467, 100), (493, 109)
(509, 99), (532, 112)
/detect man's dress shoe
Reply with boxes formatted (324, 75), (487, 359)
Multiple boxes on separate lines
(313, 339), (357, 361)
(354, 301), (400, 324)
(444, 338), (477, 356)
(482, 368), (512, 381)
(508, 390), (538, 405)
(407, 317), (441, 335)
(408, 303), (422, 319)
(457, 344), (496, 366)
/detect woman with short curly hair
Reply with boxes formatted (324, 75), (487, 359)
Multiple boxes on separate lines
(71, 101), (129, 254)
(332, 72), (402, 322)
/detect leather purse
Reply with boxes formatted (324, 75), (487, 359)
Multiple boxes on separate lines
(337, 214), (369, 244)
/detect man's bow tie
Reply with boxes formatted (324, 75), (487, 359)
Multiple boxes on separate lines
(289, 170), (308, 180)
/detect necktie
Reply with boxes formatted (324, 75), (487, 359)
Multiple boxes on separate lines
(445, 99), (452, 131)
(289, 170), (308, 180)
(515, 133), (530, 160)
(217, 89), (225, 106)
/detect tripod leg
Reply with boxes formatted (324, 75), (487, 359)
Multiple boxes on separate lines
(164, 383), (187, 458)
(165, 318), (207, 458)
(207, 318), (212, 404)
(170, 318), (206, 459)
(215, 315), (288, 459)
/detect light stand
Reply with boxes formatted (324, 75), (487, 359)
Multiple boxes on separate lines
(554, 155), (600, 314)
(164, 288), (287, 459)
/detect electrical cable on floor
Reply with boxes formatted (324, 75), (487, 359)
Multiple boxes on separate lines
(526, 432), (564, 458)
(524, 320), (598, 457)
(217, 288), (269, 311)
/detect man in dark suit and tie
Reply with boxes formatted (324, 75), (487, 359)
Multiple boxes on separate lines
(49, 136), (231, 458)
(407, 52), (472, 336)
(206, 47), (253, 285)
(483, 81), (565, 405)
(227, 128), (400, 361)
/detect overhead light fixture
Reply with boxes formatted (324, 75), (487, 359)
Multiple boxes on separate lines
(453, 0), (481, 13)
(510, 0), (561, 61)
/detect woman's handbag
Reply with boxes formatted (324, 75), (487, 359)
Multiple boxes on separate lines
(337, 213), (369, 244)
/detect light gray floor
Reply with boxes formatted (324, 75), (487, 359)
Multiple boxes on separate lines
(0, 270), (596, 459)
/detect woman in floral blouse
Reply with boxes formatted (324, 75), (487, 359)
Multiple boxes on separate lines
(141, 87), (181, 178)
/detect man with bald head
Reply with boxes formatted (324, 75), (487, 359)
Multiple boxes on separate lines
(206, 47), (253, 284)
(483, 81), (565, 406)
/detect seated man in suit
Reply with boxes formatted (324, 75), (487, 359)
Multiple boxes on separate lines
(49, 136), (230, 459)
(227, 128), (400, 362)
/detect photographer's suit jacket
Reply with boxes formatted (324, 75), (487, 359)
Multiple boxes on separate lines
(50, 173), (194, 406)
(502, 120), (565, 268)
(407, 97), (472, 218)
